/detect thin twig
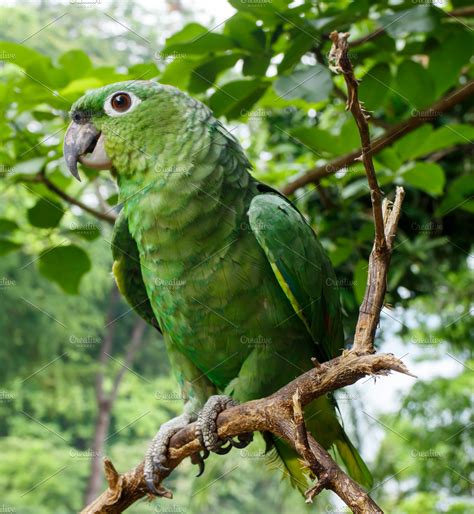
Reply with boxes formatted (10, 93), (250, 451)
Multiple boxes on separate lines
(328, 31), (386, 253)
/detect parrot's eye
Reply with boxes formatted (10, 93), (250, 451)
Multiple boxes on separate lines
(111, 93), (131, 112)
(104, 91), (141, 117)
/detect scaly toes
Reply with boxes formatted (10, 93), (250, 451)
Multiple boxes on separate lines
(195, 395), (254, 456)
(144, 413), (192, 495)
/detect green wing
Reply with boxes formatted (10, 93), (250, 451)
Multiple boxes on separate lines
(248, 192), (344, 362)
(111, 209), (161, 331)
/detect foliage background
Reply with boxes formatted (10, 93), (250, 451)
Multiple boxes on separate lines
(0, 0), (472, 513)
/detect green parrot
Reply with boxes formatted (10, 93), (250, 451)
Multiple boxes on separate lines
(63, 80), (372, 495)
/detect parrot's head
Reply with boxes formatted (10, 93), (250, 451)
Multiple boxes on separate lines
(64, 80), (205, 181)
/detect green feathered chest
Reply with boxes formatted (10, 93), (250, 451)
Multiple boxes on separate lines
(126, 182), (310, 390)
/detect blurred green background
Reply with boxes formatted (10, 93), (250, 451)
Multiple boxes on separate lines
(0, 0), (472, 512)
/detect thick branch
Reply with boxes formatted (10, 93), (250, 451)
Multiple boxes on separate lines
(282, 79), (474, 195)
(82, 352), (411, 513)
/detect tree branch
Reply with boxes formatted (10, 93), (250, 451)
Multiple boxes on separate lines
(282, 79), (474, 195)
(82, 353), (411, 513)
(82, 31), (410, 514)
(329, 31), (386, 254)
(37, 172), (117, 224)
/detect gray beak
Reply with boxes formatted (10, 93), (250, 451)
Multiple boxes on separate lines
(64, 121), (111, 181)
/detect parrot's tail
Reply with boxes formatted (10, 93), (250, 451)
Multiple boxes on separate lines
(334, 431), (373, 489)
(267, 399), (373, 493)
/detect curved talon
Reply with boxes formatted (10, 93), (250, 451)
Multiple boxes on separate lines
(191, 451), (209, 478)
(146, 476), (172, 497)
(213, 440), (233, 455)
(146, 478), (160, 496)
(230, 433), (253, 448)
(195, 459), (205, 478)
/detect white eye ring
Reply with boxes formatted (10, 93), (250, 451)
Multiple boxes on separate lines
(104, 91), (142, 117)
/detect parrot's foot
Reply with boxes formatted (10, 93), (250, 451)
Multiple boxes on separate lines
(144, 413), (192, 496)
(194, 395), (253, 472)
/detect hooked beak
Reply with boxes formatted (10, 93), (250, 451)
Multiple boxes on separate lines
(63, 121), (112, 181)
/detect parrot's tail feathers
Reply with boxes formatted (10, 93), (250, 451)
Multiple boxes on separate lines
(265, 438), (310, 493)
(266, 432), (373, 493)
(334, 432), (373, 489)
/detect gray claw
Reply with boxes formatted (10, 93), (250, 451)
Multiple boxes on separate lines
(144, 413), (192, 495)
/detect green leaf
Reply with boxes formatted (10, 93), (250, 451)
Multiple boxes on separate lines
(0, 41), (49, 69)
(38, 245), (91, 294)
(26, 58), (68, 90)
(13, 157), (47, 176)
(401, 162), (445, 196)
(228, 0), (289, 23)
(376, 148), (402, 172)
(339, 117), (360, 153)
(188, 54), (242, 93)
(0, 218), (19, 234)
(165, 23), (206, 46)
(164, 23), (235, 55)
(58, 50), (92, 80)
(128, 62), (159, 80)
(274, 65), (332, 104)
(0, 239), (21, 256)
(436, 175), (474, 217)
(359, 63), (391, 110)
(341, 178), (370, 200)
(428, 30), (473, 97)
(414, 124), (474, 159)
(278, 32), (314, 74)
(27, 198), (65, 229)
(242, 54), (271, 77)
(395, 60), (435, 110)
(225, 13), (266, 51)
(60, 78), (104, 98)
(209, 79), (268, 119)
(160, 57), (200, 89)
(353, 259), (368, 304)
(394, 125), (433, 161)
(328, 238), (353, 267)
(290, 127), (341, 157)
(380, 5), (441, 38)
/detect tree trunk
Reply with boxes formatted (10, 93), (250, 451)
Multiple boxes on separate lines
(83, 287), (147, 507)
(84, 399), (112, 505)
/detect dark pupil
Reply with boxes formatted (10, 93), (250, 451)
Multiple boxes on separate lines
(112, 94), (130, 111)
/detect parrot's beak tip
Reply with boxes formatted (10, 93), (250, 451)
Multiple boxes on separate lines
(63, 121), (112, 180)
